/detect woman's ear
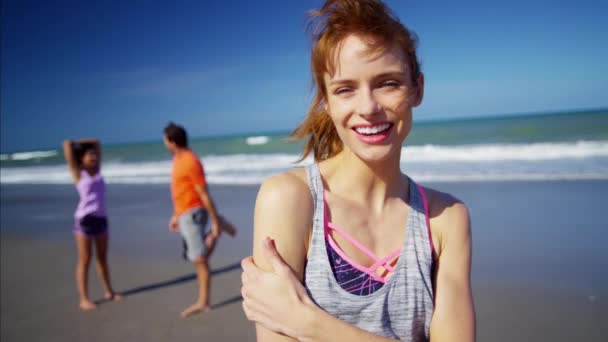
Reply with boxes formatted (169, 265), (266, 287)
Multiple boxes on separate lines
(411, 73), (424, 107)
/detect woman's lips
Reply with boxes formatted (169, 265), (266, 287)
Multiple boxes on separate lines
(352, 122), (393, 144)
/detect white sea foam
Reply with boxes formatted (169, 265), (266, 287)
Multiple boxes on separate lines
(246, 136), (270, 145)
(402, 141), (608, 162)
(2, 141), (607, 184)
(4, 150), (58, 161)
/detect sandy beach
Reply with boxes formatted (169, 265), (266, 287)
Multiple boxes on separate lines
(2, 181), (607, 341)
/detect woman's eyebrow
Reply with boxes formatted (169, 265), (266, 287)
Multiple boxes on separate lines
(328, 71), (406, 86)
(328, 78), (356, 86)
(372, 71), (406, 80)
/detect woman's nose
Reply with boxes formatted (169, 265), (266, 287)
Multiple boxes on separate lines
(355, 88), (380, 116)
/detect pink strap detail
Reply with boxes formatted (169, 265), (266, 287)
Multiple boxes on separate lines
(327, 222), (382, 262)
(368, 248), (402, 273)
(323, 191), (401, 283)
(416, 184), (435, 257)
(325, 234), (388, 283)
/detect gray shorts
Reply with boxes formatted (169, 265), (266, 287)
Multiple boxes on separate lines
(178, 207), (209, 262)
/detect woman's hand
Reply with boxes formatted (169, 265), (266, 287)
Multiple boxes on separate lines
(241, 238), (315, 339)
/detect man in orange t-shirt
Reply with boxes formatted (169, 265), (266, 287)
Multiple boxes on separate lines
(163, 122), (223, 318)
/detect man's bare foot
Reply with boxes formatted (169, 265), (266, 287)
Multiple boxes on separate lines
(180, 303), (210, 318)
(104, 292), (124, 301)
(220, 216), (237, 237)
(79, 299), (97, 311)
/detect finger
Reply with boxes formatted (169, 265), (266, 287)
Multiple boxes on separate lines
(242, 300), (255, 321)
(240, 256), (262, 282)
(241, 270), (248, 286)
(241, 293), (267, 323)
(240, 262), (256, 288)
(240, 284), (248, 300)
(262, 237), (289, 274)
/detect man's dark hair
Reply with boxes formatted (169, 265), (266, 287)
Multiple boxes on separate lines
(164, 122), (188, 148)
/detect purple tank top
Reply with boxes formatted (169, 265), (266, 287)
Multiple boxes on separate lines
(74, 169), (106, 219)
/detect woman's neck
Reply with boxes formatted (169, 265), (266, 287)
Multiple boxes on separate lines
(321, 149), (408, 209)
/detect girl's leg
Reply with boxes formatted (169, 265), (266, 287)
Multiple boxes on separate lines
(75, 233), (96, 310)
(93, 234), (122, 301)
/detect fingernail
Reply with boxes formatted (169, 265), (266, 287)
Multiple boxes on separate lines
(264, 237), (273, 247)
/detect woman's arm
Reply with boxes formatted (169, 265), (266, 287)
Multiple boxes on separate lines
(62, 140), (80, 183)
(247, 171), (312, 341)
(427, 191), (476, 342)
(242, 186), (476, 341)
(242, 240), (399, 342)
(241, 170), (397, 342)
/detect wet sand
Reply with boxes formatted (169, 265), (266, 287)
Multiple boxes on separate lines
(1, 181), (607, 341)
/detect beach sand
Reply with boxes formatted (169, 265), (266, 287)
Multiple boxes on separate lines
(1, 181), (607, 341)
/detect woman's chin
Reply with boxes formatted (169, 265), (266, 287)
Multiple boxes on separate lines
(350, 145), (400, 164)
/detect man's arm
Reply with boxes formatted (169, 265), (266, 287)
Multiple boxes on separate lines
(194, 183), (221, 237)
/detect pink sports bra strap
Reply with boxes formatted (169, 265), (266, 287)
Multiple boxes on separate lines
(323, 190), (402, 280)
(368, 248), (402, 273)
(327, 222), (383, 262)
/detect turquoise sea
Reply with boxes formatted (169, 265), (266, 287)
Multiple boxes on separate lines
(2, 109), (607, 184)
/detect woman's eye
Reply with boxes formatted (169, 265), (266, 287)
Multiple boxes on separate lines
(335, 87), (353, 95)
(381, 80), (401, 88)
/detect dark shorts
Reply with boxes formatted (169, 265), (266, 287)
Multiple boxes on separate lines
(74, 214), (108, 237)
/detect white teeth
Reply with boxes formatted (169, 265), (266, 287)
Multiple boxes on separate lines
(354, 123), (390, 135)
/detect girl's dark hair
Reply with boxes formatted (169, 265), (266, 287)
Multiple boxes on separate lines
(73, 143), (96, 166)
(163, 122), (188, 148)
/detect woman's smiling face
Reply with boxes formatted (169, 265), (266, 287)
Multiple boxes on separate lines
(323, 34), (423, 163)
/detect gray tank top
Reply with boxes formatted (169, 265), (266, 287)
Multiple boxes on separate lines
(304, 163), (434, 341)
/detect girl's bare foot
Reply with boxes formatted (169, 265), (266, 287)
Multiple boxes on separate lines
(180, 302), (210, 318)
(79, 299), (97, 311)
(104, 292), (124, 301)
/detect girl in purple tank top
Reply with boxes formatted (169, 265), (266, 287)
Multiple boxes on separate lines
(63, 139), (122, 311)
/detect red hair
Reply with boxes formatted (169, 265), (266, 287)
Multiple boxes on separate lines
(291, 0), (421, 161)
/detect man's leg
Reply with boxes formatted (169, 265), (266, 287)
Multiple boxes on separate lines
(179, 208), (215, 318)
(181, 256), (211, 318)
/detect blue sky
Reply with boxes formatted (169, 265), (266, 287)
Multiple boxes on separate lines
(2, 0), (607, 152)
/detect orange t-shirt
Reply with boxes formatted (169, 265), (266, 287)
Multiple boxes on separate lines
(171, 149), (206, 216)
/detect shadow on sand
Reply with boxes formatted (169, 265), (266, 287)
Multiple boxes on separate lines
(96, 262), (243, 309)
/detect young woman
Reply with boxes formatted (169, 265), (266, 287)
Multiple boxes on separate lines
(63, 139), (122, 311)
(241, 1), (475, 341)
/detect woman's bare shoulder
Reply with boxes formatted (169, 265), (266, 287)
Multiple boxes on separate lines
(257, 168), (310, 207)
(255, 168), (313, 238)
(253, 168), (313, 275)
(420, 186), (471, 254)
(422, 187), (468, 217)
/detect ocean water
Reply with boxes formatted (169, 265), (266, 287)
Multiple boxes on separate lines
(2, 109), (607, 184)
